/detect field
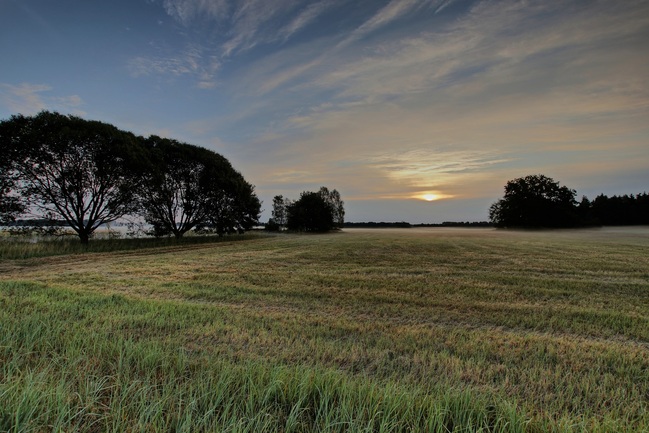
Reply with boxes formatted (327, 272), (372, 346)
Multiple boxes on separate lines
(1, 227), (648, 432)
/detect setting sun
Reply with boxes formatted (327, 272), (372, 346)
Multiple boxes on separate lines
(422, 194), (439, 201)
(416, 192), (453, 202)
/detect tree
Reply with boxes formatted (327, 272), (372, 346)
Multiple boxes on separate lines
(270, 195), (290, 229)
(202, 172), (261, 235)
(489, 174), (578, 228)
(1, 112), (144, 243)
(590, 193), (649, 226)
(318, 186), (345, 228)
(0, 118), (25, 223)
(0, 166), (24, 224)
(287, 191), (335, 232)
(138, 136), (260, 238)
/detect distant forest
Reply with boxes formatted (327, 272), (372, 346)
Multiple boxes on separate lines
(344, 192), (649, 228)
(579, 193), (649, 226)
(343, 221), (492, 228)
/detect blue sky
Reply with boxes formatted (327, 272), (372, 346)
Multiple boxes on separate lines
(2, 0), (648, 223)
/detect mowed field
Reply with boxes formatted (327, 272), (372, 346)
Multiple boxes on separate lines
(1, 227), (648, 432)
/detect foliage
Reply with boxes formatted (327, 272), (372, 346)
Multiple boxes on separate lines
(0, 168), (24, 225)
(0, 120), (25, 223)
(203, 173), (261, 235)
(138, 137), (206, 238)
(137, 136), (260, 238)
(318, 186), (345, 228)
(269, 195), (290, 229)
(590, 193), (649, 225)
(1, 110), (260, 243)
(276, 187), (343, 232)
(286, 191), (335, 232)
(489, 174), (578, 228)
(0, 112), (144, 243)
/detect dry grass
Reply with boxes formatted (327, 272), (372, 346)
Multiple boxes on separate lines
(1, 227), (648, 432)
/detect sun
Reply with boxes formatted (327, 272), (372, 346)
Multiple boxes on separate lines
(422, 193), (439, 202)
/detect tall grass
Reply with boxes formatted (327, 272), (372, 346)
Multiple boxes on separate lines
(1, 227), (648, 432)
(0, 282), (527, 433)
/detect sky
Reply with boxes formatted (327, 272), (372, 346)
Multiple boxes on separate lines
(1, 0), (648, 223)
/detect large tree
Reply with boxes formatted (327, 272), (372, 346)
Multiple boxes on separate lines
(1, 112), (144, 243)
(202, 169), (261, 235)
(138, 136), (259, 238)
(489, 174), (578, 228)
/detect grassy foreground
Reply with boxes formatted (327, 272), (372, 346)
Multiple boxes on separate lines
(1, 227), (648, 432)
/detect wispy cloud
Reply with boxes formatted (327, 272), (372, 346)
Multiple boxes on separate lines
(223, 0), (649, 207)
(162, 0), (229, 26)
(0, 83), (84, 115)
(338, 0), (422, 48)
(128, 44), (221, 88)
(278, 0), (336, 41)
(130, 0), (649, 215)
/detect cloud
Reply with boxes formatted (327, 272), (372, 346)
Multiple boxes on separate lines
(234, 0), (648, 207)
(162, 0), (229, 26)
(221, 0), (300, 56)
(128, 45), (221, 88)
(0, 83), (84, 116)
(138, 0), (649, 217)
(0, 83), (50, 114)
(334, 0), (422, 50)
(278, 1), (335, 41)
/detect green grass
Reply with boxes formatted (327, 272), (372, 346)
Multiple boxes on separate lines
(1, 227), (648, 432)
(0, 231), (261, 260)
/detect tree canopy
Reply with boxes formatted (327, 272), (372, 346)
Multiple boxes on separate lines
(0, 119), (25, 224)
(489, 174), (578, 228)
(287, 191), (334, 232)
(1, 112), (145, 243)
(318, 186), (345, 229)
(137, 136), (260, 238)
(276, 187), (342, 232)
(269, 195), (290, 230)
(0, 112), (260, 242)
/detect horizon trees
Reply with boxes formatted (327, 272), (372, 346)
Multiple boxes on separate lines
(270, 195), (290, 230)
(268, 187), (344, 232)
(489, 174), (578, 228)
(0, 112), (260, 242)
(318, 186), (345, 229)
(287, 191), (334, 232)
(489, 174), (649, 228)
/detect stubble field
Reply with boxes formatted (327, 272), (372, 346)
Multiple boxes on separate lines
(1, 227), (648, 432)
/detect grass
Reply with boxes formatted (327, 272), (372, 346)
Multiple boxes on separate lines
(1, 227), (648, 432)
(0, 231), (261, 260)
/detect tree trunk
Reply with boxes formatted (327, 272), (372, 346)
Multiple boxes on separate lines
(78, 230), (90, 245)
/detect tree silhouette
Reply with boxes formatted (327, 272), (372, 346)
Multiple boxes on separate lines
(1, 112), (144, 243)
(270, 195), (290, 229)
(489, 174), (578, 228)
(318, 186), (345, 229)
(0, 119), (25, 223)
(287, 191), (335, 232)
(138, 136), (259, 238)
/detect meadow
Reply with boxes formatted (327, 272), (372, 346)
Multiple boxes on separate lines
(0, 227), (648, 432)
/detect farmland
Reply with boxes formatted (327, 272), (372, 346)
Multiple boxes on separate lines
(1, 227), (648, 432)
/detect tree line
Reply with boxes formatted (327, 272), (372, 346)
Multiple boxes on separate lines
(489, 174), (649, 228)
(267, 187), (345, 232)
(0, 111), (261, 243)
